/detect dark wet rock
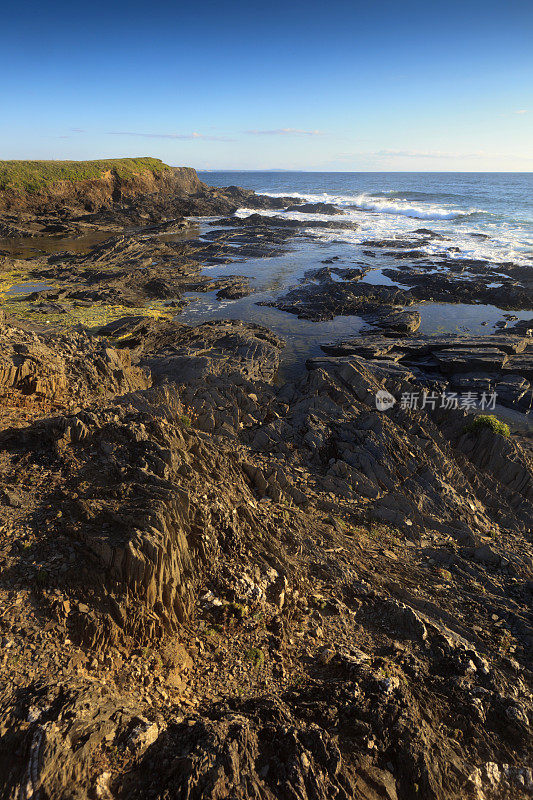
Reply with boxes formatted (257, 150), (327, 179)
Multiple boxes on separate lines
(322, 334), (530, 358)
(264, 268), (420, 332)
(214, 185), (296, 210)
(507, 319), (533, 337)
(307, 355), (417, 383)
(361, 235), (435, 249)
(365, 306), (421, 333)
(494, 375), (532, 412)
(448, 372), (497, 392)
(215, 213), (359, 231)
(413, 229), (447, 239)
(434, 348), (509, 374)
(305, 265), (369, 284)
(381, 267), (532, 311)
(321, 337), (398, 359)
(383, 248), (429, 260)
(285, 201), (345, 215)
(215, 279), (252, 300)
(503, 354), (533, 381)
(263, 278), (415, 325)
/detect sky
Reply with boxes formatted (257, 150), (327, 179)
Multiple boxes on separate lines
(1, 0), (532, 171)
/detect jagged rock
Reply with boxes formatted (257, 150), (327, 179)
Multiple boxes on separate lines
(264, 279), (416, 324)
(503, 354), (533, 381)
(0, 191), (532, 800)
(467, 762), (533, 799)
(119, 699), (382, 800)
(127, 718), (160, 755)
(0, 323), (150, 418)
(139, 319), (284, 385)
(474, 544), (501, 566)
(434, 348), (509, 374)
(319, 333), (533, 410)
(285, 201), (345, 214)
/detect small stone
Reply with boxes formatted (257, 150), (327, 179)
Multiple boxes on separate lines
(317, 646), (335, 665)
(1, 489), (22, 508)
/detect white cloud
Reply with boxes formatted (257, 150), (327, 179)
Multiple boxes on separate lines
(331, 148), (533, 167)
(515, 109), (528, 114)
(246, 128), (323, 136)
(107, 131), (233, 141)
(375, 149), (456, 159)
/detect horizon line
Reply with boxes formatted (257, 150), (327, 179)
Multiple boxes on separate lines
(194, 168), (533, 174)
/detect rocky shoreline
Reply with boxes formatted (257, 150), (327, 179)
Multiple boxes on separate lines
(0, 165), (532, 800)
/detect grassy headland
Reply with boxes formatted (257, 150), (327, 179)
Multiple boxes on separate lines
(0, 157), (171, 193)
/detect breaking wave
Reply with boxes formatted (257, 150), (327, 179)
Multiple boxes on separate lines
(237, 189), (532, 266)
(347, 193), (480, 220)
(264, 190), (480, 221)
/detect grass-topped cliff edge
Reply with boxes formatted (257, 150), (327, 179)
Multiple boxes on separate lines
(0, 157), (202, 213)
(0, 157), (171, 193)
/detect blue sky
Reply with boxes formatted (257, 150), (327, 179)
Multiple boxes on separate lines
(2, 0), (532, 170)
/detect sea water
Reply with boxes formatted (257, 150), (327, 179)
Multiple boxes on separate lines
(181, 172), (533, 374)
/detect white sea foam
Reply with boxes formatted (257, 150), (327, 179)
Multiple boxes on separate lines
(263, 190), (480, 220)
(238, 190), (533, 266)
(347, 193), (479, 220)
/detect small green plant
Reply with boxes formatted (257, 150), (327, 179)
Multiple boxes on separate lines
(434, 567), (452, 582)
(244, 647), (265, 668)
(205, 622), (224, 635)
(35, 568), (49, 587)
(287, 673), (309, 690)
(367, 525), (386, 542)
(178, 414), (191, 428)
(498, 630), (514, 656)
(8, 651), (25, 666)
(376, 660), (396, 680)
(140, 646), (163, 671)
(222, 602), (248, 622)
(465, 415), (510, 438)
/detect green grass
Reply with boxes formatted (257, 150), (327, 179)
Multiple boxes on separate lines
(466, 414), (510, 438)
(244, 647), (265, 668)
(0, 157), (171, 193)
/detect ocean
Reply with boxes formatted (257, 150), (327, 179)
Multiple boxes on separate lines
(200, 171), (533, 265)
(180, 172), (533, 374)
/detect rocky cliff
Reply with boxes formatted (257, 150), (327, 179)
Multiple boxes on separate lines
(0, 159), (205, 214)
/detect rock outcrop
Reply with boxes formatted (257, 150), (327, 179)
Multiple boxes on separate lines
(0, 163), (204, 214)
(0, 175), (532, 800)
(321, 333), (533, 412)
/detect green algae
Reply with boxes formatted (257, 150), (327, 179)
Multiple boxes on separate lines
(1, 261), (174, 330)
(1, 296), (173, 329)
